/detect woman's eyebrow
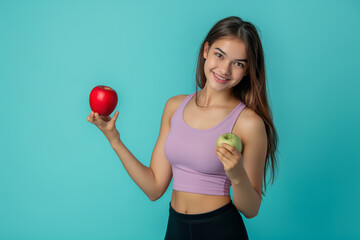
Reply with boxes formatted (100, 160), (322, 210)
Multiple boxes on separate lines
(215, 47), (248, 62)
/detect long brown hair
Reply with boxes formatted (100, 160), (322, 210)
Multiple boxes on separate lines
(195, 16), (279, 196)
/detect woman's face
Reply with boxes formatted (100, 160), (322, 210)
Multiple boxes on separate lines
(203, 36), (248, 92)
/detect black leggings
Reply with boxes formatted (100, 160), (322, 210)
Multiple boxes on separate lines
(164, 201), (249, 240)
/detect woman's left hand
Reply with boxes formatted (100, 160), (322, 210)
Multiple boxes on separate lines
(215, 143), (244, 182)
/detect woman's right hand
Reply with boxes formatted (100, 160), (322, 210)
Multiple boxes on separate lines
(86, 111), (120, 145)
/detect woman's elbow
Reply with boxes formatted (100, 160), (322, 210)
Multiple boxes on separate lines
(244, 210), (259, 219)
(149, 196), (160, 201)
(242, 205), (260, 219)
(148, 191), (165, 201)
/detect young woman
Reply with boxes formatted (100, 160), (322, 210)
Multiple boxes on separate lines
(87, 16), (278, 240)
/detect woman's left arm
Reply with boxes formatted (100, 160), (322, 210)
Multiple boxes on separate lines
(215, 113), (267, 219)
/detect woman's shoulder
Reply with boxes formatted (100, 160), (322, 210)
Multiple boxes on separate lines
(166, 94), (189, 109)
(235, 106), (266, 139)
(238, 107), (264, 127)
(162, 94), (189, 119)
(170, 94), (189, 101)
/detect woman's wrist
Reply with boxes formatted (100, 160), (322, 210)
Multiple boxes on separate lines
(109, 137), (122, 148)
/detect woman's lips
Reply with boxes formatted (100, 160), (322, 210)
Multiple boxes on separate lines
(213, 72), (229, 83)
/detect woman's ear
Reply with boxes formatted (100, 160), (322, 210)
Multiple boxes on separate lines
(203, 41), (209, 60)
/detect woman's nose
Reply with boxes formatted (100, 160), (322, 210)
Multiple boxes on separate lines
(219, 61), (232, 77)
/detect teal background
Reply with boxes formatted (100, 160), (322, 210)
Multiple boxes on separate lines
(1, 0), (359, 239)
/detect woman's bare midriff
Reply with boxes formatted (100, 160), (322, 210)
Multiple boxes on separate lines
(170, 190), (231, 214)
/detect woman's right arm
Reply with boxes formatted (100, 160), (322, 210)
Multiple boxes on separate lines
(87, 96), (176, 201)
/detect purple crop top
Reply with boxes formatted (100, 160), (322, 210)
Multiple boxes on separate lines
(164, 92), (247, 196)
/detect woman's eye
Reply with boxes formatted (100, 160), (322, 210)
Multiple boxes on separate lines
(215, 53), (222, 58)
(235, 62), (244, 68)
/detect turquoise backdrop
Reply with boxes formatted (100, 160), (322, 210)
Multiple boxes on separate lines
(1, 0), (359, 239)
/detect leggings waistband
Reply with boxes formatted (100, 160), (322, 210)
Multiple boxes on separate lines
(169, 201), (237, 223)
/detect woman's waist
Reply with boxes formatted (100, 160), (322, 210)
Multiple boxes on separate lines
(171, 190), (231, 214)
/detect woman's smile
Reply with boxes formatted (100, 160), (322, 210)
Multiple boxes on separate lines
(213, 72), (230, 84)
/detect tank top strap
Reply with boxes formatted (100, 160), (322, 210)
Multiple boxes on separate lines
(181, 92), (196, 108)
(222, 101), (247, 132)
(170, 92), (196, 126)
(176, 92), (195, 116)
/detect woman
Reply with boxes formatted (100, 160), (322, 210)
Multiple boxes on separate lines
(87, 16), (278, 240)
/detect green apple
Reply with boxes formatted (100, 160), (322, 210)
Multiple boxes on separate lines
(216, 133), (242, 153)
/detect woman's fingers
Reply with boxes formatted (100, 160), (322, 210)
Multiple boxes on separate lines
(87, 111), (97, 123)
(111, 111), (119, 123)
(94, 112), (107, 127)
(91, 111), (96, 122)
(87, 111), (117, 126)
(87, 111), (93, 122)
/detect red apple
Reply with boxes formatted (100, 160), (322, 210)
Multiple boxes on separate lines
(89, 85), (118, 116)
